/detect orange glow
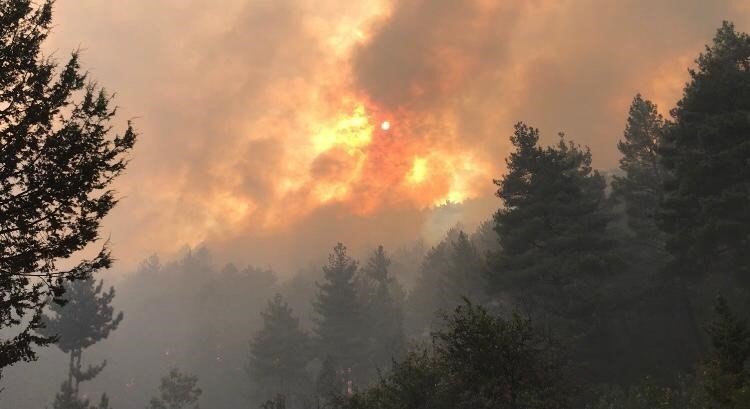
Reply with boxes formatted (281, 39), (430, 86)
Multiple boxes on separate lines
(406, 156), (428, 184)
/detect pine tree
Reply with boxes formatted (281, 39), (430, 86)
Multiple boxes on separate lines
(659, 21), (750, 280)
(407, 228), (485, 337)
(313, 243), (365, 385)
(39, 277), (123, 399)
(0, 0), (136, 375)
(612, 94), (667, 248)
(359, 246), (405, 376)
(147, 369), (202, 409)
(248, 294), (311, 403)
(445, 231), (484, 303)
(490, 123), (620, 373)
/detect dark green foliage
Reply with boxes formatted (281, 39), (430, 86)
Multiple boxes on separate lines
(248, 294), (311, 403)
(701, 295), (750, 408)
(148, 369), (202, 409)
(313, 243), (365, 383)
(407, 228), (485, 337)
(490, 123), (620, 371)
(607, 94), (701, 380)
(39, 277), (122, 400)
(339, 301), (573, 409)
(0, 0), (135, 375)
(359, 246), (406, 376)
(612, 94), (667, 248)
(659, 21), (750, 279)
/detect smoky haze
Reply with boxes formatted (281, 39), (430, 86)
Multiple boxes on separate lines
(39, 0), (748, 273)
(1, 1), (750, 409)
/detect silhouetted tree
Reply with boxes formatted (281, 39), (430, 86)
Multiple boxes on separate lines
(313, 244), (365, 386)
(612, 94), (667, 249)
(359, 246), (405, 377)
(0, 0), (135, 375)
(407, 228), (485, 337)
(39, 277), (123, 398)
(659, 21), (750, 282)
(490, 123), (620, 379)
(341, 301), (573, 409)
(248, 293), (311, 403)
(148, 369), (202, 409)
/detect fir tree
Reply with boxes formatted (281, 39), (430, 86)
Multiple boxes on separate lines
(490, 123), (620, 376)
(313, 243), (365, 385)
(39, 277), (123, 399)
(147, 369), (202, 409)
(612, 94), (667, 248)
(407, 228), (485, 337)
(659, 21), (750, 280)
(0, 0), (135, 375)
(248, 294), (311, 403)
(359, 246), (405, 376)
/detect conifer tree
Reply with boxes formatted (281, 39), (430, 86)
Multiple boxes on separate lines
(248, 293), (311, 403)
(659, 21), (750, 280)
(612, 94), (667, 249)
(359, 246), (405, 375)
(0, 0), (136, 374)
(39, 277), (123, 399)
(313, 243), (365, 385)
(407, 228), (486, 337)
(147, 369), (202, 409)
(490, 123), (620, 370)
(445, 231), (484, 303)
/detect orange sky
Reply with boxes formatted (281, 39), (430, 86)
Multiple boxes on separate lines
(46, 0), (750, 273)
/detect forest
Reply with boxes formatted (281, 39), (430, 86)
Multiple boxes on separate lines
(0, 1), (749, 409)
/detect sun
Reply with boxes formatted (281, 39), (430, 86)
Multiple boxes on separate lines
(380, 120), (391, 131)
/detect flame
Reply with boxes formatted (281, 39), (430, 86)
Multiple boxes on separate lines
(311, 104), (373, 155)
(406, 156), (428, 184)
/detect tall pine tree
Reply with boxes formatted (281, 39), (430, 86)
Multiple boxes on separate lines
(248, 293), (311, 404)
(359, 246), (405, 377)
(313, 243), (365, 388)
(490, 123), (620, 378)
(612, 94), (667, 249)
(659, 21), (750, 281)
(40, 277), (123, 404)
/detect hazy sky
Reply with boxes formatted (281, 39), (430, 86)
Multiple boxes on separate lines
(46, 0), (750, 273)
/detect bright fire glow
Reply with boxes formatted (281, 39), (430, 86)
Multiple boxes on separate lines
(381, 120), (391, 131)
(311, 104), (373, 155)
(407, 156), (428, 184)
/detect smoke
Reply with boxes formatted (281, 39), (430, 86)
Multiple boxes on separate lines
(46, 0), (750, 273)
